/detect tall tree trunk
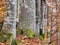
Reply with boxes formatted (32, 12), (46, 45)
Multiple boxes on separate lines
(18, 0), (36, 34)
(36, 0), (41, 34)
(3, 0), (16, 38)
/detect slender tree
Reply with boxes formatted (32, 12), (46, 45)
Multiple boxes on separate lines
(36, 0), (41, 34)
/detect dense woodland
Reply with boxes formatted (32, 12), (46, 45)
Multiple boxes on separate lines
(0, 0), (60, 45)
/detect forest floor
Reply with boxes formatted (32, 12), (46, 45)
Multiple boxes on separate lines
(16, 35), (44, 45)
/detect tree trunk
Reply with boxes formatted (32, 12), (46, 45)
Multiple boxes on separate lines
(36, 0), (41, 34)
(3, 0), (16, 38)
(18, 0), (36, 34)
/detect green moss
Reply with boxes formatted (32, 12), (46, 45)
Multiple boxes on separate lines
(12, 39), (18, 45)
(23, 29), (33, 38)
(7, 33), (12, 39)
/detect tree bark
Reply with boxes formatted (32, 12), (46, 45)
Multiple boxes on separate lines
(18, 0), (36, 34)
(3, 0), (16, 38)
(36, 0), (41, 34)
